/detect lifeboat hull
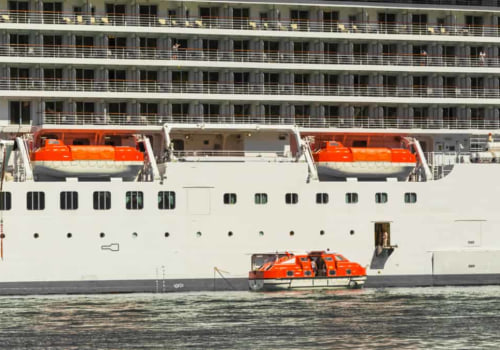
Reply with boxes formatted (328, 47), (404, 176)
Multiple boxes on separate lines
(249, 276), (366, 291)
(316, 161), (415, 180)
(32, 160), (143, 180)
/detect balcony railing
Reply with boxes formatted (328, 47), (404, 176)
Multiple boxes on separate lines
(42, 113), (500, 130)
(4, 78), (499, 99)
(2, 44), (498, 69)
(1, 10), (500, 39)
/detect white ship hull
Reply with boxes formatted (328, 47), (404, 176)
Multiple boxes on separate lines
(1, 161), (500, 294)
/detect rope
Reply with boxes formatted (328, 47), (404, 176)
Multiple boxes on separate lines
(213, 267), (236, 291)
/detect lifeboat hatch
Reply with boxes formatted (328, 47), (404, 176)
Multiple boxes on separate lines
(369, 222), (395, 270)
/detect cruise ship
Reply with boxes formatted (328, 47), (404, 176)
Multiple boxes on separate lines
(0, 0), (499, 294)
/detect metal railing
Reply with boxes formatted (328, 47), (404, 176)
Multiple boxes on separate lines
(3, 78), (500, 99)
(2, 44), (498, 69)
(41, 113), (500, 130)
(2, 10), (500, 39)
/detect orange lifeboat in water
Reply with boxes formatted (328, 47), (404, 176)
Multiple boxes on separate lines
(248, 251), (366, 291)
(312, 141), (417, 180)
(31, 139), (144, 180)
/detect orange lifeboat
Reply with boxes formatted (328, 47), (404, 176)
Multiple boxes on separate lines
(312, 141), (417, 180)
(31, 139), (144, 180)
(248, 250), (366, 291)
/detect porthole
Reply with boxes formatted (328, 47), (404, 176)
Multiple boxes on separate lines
(34, 233), (39, 239)
(67, 233), (72, 238)
(196, 231), (202, 237)
(329, 270), (336, 276)
(350, 230), (355, 235)
(228, 231), (233, 237)
(100, 232), (105, 238)
(289, 231), (295, 236)
(164, 232), (170, 238)
(346, 269), (351, 275)
(0, 234), (5, 239)
(132, 232), (138, 238)
(259, 231), (264, 236)
(286, 270), (294, 277)
(320, 230), (325, 236)
(305, 270), (312, 276)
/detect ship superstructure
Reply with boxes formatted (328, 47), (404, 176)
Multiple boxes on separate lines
(0, 0), (499, 293)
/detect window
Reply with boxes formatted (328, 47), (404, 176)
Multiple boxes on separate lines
(27, 192), (45, 210)
(158, 191), (176, 209)
(60, 191), (78, 210)
(223, 193), (237, 204)
(0, 192), (12, 211)
(345, 193), (358, 204)
(375, 192), (388, 204)
(93, 191), (111, 210)
(10, 101), (30, 125)
(126, 191), (144, 210)
(316, 193), (329, 204)
(404, 192), (417, 203)
(255, 193), (268, 205)
(285, 193), (298, 204)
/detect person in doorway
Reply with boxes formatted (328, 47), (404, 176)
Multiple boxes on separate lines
(420, 49), (427, 66)
(311, 258), (318, 276)
(172, 43), (181, 59)
(382, 231), (390, 248)
(479, 51), (486, 66)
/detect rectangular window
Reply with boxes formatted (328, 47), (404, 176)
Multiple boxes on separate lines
(255, 193), (268, 205)
(345, 192), (358, 204)
(27, 191), (45, 210)
(316, 193), (329, 204)
(60, 191), (78, 210)
(93, 191), (111, 210)
(404, 192), (417, 203)
(375, 192), (388, 204)
(0, 192), (12, 211)
(285, 193), (298, 204)
(126, 191), (144, 210)
(223, 193), (237, 204)
(158, 191), (176, 210)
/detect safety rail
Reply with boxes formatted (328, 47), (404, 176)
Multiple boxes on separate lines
(1, 45), (498, 69)
(3, 79), (500, 99)
(173, 150), (291, 159)
(41, 113), (500, 130)
(1, 10), (500, 39)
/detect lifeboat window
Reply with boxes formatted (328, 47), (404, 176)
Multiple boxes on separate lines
(60, 191), (78, 210)
(404, 192), (417, 203)
(93, 191), (111, 210)
(324, 257), (333, 262)
(305, 270), (312, 276)
(286, 270), (294, 277)
(254, 193), (268, 205)
(27, 191), (45, 210)
(345, 192), (358, 204)
(0, 192), (12, 211)
(223, 193), (237, 205)
(346, 269), (351, 275)
(126, 191), (144, 210)
(300, 257), (308, 262)
(285, 193), (298, 204)
(334, 255), (345, 261)
(158, 191), (176, 210)
(375, 192), (388, 204)
(329, 270), (336, 276)
(316, 193), (329, 204)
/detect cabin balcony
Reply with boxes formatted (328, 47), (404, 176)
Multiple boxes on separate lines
(1, 10), (500, 41)
(40, 113), (500, 131)
(1, 45), (499, 71)
(1, 78), (499, 101)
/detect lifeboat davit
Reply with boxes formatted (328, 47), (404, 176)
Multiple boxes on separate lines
(312, 141), (417, 180)
(31, 139), (144, 180)
(248, 251), (366, 291)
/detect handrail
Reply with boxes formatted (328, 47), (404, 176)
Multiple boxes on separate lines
(3, 78), (499, 99)
(1, 44), (497, 69)
(41, 113), (500, 130)
(1, 9), (500, 39)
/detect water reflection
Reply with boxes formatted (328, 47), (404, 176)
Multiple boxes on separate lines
(0, 287), (499, 349)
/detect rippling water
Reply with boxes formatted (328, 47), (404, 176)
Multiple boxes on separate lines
(0, 286), (499, 349)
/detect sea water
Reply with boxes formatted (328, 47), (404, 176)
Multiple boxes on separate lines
(0, 286), (499, 349)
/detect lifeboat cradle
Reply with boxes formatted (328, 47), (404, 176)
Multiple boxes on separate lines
(248, 251), (367, 291)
